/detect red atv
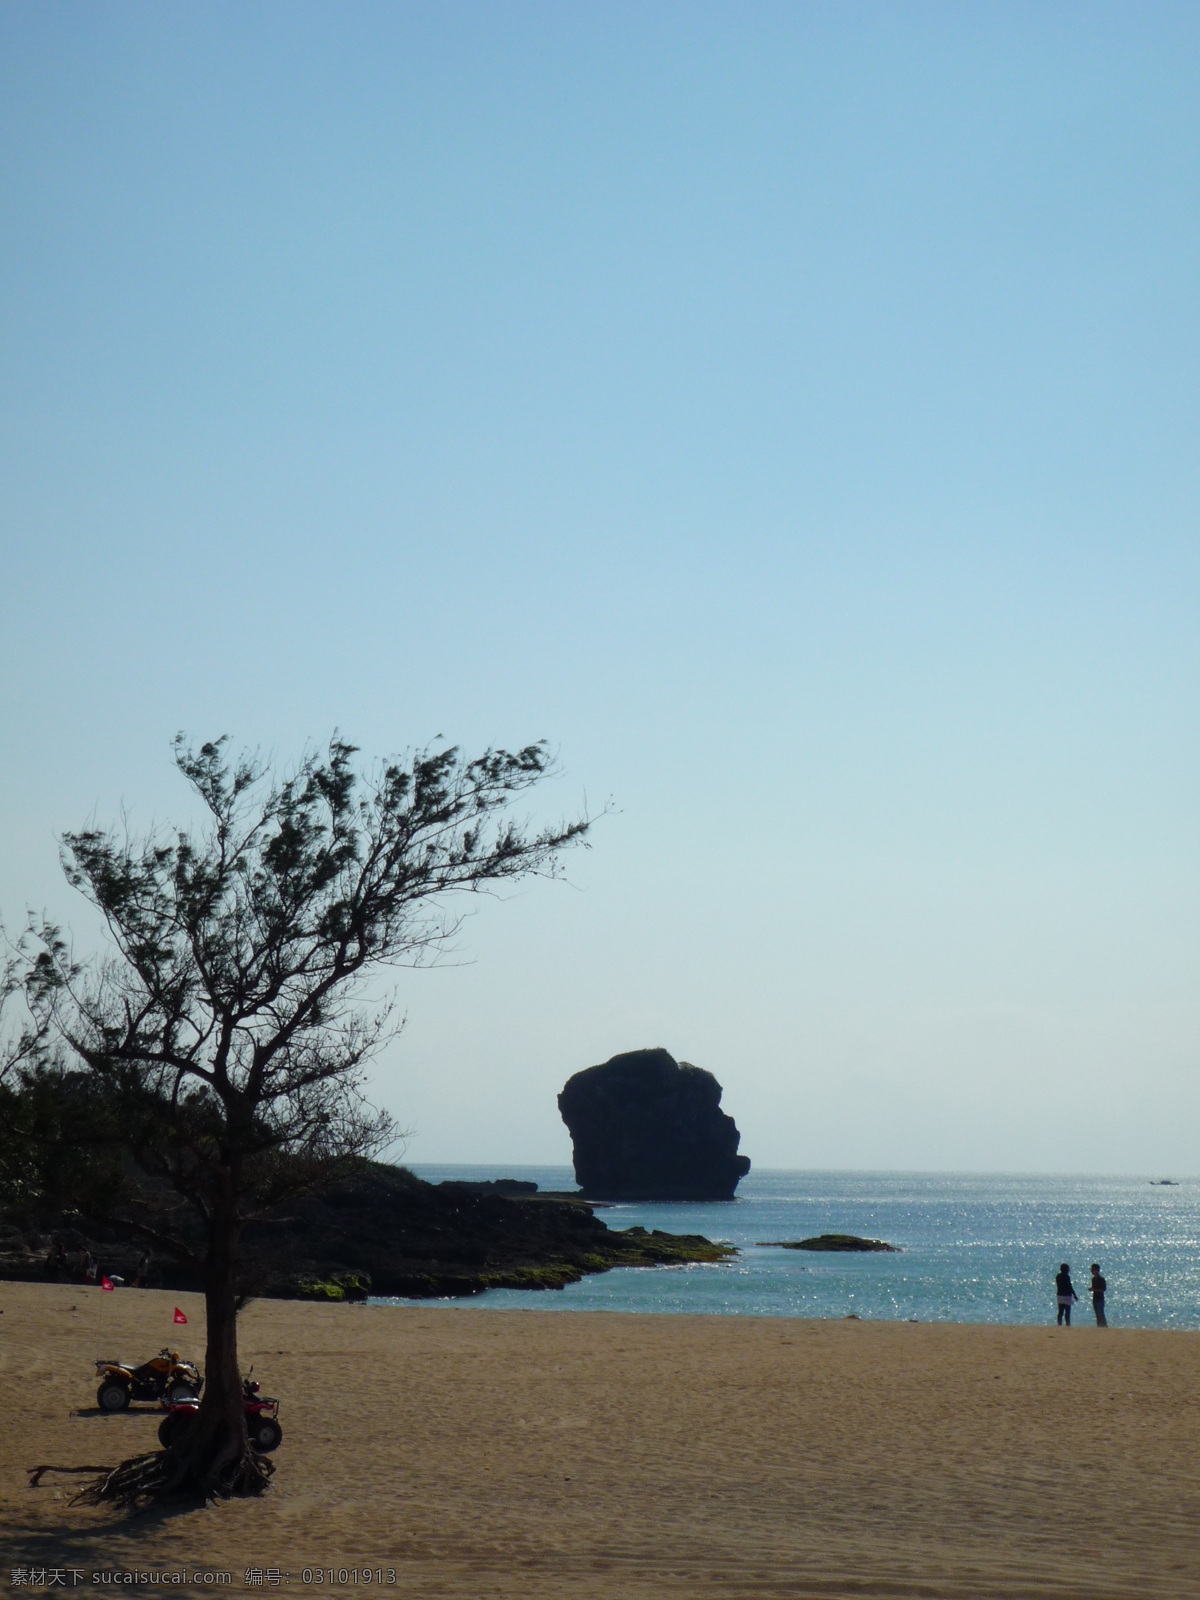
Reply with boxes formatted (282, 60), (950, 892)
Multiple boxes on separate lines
(158, 1374), (282, 1453)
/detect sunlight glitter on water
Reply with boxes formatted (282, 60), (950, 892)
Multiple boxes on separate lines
(380, 1167), (1200, 1328)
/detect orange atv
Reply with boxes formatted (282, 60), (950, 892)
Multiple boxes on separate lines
(95, 1348), (203, 1411)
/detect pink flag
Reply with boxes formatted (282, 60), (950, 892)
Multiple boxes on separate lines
(174, 1307), (187, 1324)
(101, 1276), (114, 1291)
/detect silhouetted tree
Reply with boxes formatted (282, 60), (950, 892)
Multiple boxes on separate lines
(20, 734), (591, 1502)
(0, 952), (102, 1212)
(0, 1063), (125, 1221)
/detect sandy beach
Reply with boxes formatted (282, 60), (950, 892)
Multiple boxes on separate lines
(1, 1280), (1197, 1598)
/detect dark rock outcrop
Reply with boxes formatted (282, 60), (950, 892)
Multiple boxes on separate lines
(0, 1162), (735, 1300)
(558, 1048), (751, 1201)
(757, 1234), (900, 1253)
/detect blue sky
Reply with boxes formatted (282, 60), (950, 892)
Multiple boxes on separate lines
(2, 2), (1197, 1171)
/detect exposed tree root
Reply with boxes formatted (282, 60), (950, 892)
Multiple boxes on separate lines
(71, 1445), (274, 1507)
(28, 1464), (114, 1488)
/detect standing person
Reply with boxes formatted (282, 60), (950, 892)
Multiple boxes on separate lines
(1089, 1263), (1107, 1327)
(1055, 1262), (1078, 1325)
(135, 1249), (151, 1289)
(83, 1250), (97, 1285)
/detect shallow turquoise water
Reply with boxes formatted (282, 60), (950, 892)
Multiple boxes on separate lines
(381, 1166), (1200, 1328)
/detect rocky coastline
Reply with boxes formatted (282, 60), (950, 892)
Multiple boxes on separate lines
(0, 1161), (735, 1301)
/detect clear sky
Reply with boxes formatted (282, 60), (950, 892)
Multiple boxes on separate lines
(2, 2), (1197, 1173)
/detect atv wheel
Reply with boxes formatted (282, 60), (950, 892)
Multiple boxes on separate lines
(251, 1418), (282, 1452)
(158, 1413), (196, 1448)
(166, 1381), (199, 1403)
(98, 1380), (130, 1412)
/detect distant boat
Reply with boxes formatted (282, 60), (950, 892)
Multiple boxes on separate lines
(1150, 1179), (1179, 1186)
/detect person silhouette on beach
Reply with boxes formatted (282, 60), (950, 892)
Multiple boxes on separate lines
(1089, 1263), (1107, 1327)
(1055, 1263), (1078, 1325)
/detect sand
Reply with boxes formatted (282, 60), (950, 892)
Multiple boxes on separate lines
(1, 1281), (1197, 1598)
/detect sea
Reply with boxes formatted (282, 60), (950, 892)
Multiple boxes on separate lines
(384, 1166), (1200, 1330)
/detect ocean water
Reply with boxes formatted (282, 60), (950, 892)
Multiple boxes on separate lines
(387, 1166), (1200, 1329)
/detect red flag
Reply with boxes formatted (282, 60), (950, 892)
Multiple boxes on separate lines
(174, 1307), (187, 1324)
(101, 1276), (114, 1291)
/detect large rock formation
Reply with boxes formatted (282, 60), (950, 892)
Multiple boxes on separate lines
(558, 1048), (751, 1201)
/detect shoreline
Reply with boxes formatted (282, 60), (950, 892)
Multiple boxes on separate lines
(3, 1281), (1199, 1596)
(366, 1293), (1200, 1332)
(405, 1167), (1200, 1329)
(7, 1270), (1194, 1332)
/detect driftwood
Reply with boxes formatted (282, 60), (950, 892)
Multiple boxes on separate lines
(71, 1446), (274, 1506)
(30, 1443), (275, 1504)
(28, 1464), (113, 1487)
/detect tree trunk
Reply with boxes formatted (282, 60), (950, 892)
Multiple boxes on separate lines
(200, 1192), (250, 1440)
(77, 1178), (272, 1505)
(161, 1183), (269, 1497)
